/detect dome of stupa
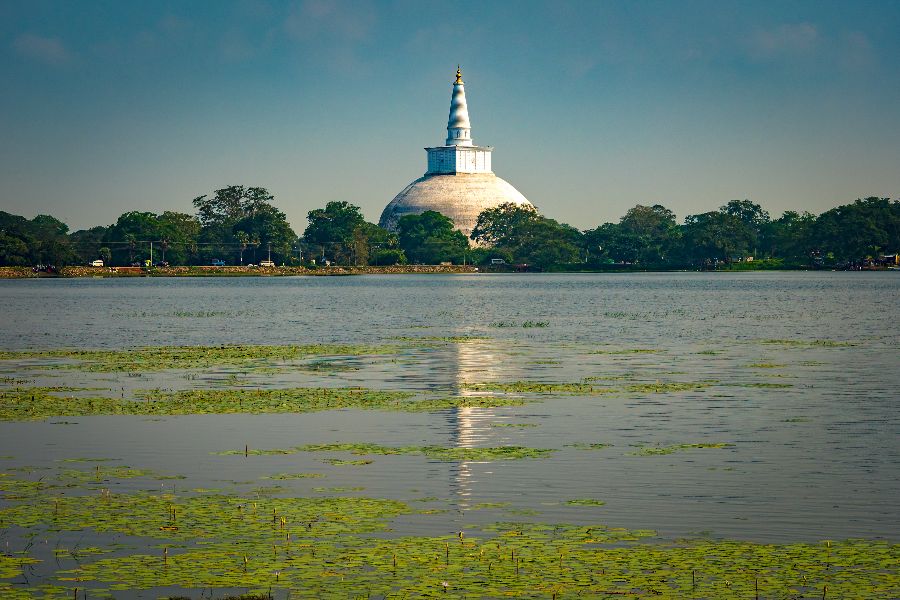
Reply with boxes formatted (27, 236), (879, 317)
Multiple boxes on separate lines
(379, 67), (533, 241)
(379, 173), (530, 239)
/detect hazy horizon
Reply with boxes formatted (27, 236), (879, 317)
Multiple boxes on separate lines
(2, 0), (899, 233)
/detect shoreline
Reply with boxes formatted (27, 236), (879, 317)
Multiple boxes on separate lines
(1, 265), (894, 278)
(0, 265), (480, 278)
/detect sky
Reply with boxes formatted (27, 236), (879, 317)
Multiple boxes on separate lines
(1, 0), (899, 233)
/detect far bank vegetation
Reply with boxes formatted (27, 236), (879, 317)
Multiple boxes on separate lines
(2, 185), (898, 271)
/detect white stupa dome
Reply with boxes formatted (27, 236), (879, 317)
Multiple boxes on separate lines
(380, 173), (530, 239)
(379, 67), (533, 240)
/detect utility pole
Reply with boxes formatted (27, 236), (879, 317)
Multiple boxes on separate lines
(149, 241), (153, 266)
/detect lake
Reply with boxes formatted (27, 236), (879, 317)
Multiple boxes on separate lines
(1, 272), (898, 598)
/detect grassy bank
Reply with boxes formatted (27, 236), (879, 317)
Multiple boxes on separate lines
(0, 264), (479, 278)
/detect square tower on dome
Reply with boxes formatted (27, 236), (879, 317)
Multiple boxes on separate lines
(426, 145), (493, 175)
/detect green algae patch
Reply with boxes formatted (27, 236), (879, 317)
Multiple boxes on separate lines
(0, 554), (40, 579)
(0, 343), (408, 372)
(400, 395), (529, 411)
(566, 443), (613, 450)
(389, 335), (490, 343)
(624, 382), (709, 393)
(260, 473), (325, 480)
(462, 381), (709, 395)
(565, 498), (606, 506)
(469, 502), (511, 510)
(215, 447), (298, 456)
(135, 387), (417, 415)
(759, 339), (856, 347)
(296, 443), (554, 462)
(0, 386), (534, 420)
(629, 443), (735, 456)
(58, 465), (183, 483)
(0, 469), (896, 599)
(0, 472), (49, 499)
(323, 458), (373, 466)
(0, 556), (43, 600)
(490, 320), (549, 328)
(0, 386), (415, 420)
(215, 443), (555, 462)
(0, 487), (410, 543)
(590, 348), (661, 354)
(727, 382), (793, 389)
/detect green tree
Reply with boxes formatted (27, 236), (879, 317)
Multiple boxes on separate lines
(100, 211), (199, 265)
(0, 230), (30, 266)
(813, 197), (900, 263)
(193, 186), (274, 229)
(471, 203), (541, 248)
(0, 212), (79, 266)
(103, 212), (162, 265)
(303, 201), (367, 264)
(192, 186), (294, 264)
(517, 218), (583, 267)
(69, 226), (110, 264)
(588, 204), (679, 265)
(398, 211), (469, 264)
(764, 211), (817, 264)
(471, 203), (582, 268)
(363, 222), (405, 265)
(582, 222), (621, 264)
(232, 205), (296, 264)
(679, 211), (754, 265)
(156, 211), (201, 265)
(32, 214), (78, 264)
(350, 221), (402, 266)
(0, 212), (39, 266)
(721, 199), (769, 256)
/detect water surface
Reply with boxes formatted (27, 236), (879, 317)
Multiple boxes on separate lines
(1, 272), (898, 546)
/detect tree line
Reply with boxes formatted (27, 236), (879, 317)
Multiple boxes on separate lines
(1, 186), (897, 270)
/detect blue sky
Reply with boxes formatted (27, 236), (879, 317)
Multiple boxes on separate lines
(2, 0), (899, 232)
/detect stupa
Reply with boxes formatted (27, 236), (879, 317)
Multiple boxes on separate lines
(378, 67), (533, 240)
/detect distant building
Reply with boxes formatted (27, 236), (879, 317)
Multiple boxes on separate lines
(379, 67), (533, 240)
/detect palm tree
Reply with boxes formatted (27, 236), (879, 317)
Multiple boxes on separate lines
(236, 232), (249, 265)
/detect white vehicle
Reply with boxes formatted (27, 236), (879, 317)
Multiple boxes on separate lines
(90, 259), (104, 267)
(259, 260), (276, 267)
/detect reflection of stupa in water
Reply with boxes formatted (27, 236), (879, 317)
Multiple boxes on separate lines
(440, 337), (523, 506)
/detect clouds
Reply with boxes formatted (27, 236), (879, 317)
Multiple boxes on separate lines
(283, 0), (376, 43)
(838, 31), (875, 72)
(747, 22), (820, 60)
(280, 0), (378, 74)
(744, 21), (877, 74)
(12, 33), (74, 66)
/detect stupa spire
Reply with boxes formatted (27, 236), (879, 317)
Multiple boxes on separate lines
(446, 66), (472, 146)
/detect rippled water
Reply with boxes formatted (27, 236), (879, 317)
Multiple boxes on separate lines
(1, 272), (898, 552)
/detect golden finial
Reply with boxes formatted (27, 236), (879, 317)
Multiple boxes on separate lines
(455, 65), (463, 84)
